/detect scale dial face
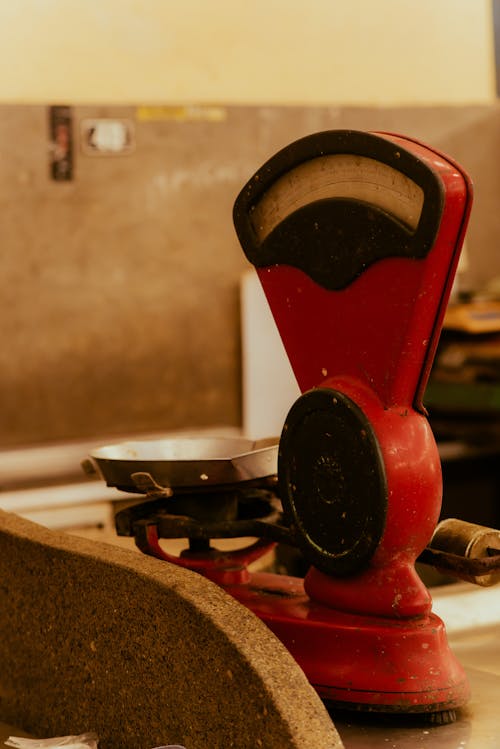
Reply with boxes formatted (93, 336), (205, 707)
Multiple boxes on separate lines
(234, 129), (445, 291)
(251, 154), (424, 242)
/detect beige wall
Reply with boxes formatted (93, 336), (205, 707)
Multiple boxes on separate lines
(0, 2), (498, 447)
(0, 0), (495, 105)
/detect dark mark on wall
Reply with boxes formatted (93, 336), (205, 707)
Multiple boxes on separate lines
(49, 105), (73, 181)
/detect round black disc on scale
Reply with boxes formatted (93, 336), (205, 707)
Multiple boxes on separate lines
(279, 388), (388, 577)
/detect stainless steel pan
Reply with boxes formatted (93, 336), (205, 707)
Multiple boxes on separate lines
(84, 436), (278, 492)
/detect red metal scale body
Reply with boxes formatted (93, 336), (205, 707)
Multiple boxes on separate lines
(128, 130), (474, 716)
(230, 130), (473, 714)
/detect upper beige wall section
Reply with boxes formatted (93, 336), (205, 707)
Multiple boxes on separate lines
(0, 0), (495, 105)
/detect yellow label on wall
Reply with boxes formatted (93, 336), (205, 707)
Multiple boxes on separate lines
(136, 105), (227, 123)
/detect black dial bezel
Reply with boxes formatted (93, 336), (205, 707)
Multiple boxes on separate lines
(233, 130), (445, 290)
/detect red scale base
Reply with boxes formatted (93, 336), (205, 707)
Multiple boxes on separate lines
(228, 571), (469, 716)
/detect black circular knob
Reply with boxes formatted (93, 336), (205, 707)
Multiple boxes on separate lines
(278, 388), (388, 576)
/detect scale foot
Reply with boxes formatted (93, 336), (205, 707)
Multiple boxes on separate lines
(326, 704), (458, 725)
(427, 709), (457, 725)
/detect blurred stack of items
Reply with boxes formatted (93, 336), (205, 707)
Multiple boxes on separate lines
(425, 282), (500, 530)
(426, 276), (500, 445)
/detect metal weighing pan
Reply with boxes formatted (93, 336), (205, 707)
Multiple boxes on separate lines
(84, 436), (278, 493)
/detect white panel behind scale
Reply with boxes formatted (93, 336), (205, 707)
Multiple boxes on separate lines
(241, 270), (300, 439)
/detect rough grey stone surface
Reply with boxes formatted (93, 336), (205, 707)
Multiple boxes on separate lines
(0, 510), (342, 749)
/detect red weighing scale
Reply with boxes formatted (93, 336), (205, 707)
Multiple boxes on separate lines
(232, 129), (473, 718)
(95, 129), (500, 723)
